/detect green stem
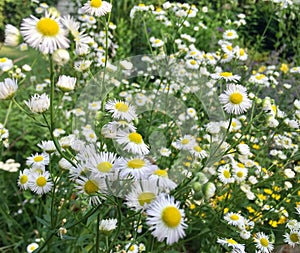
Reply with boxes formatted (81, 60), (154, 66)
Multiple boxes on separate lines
(3, 100), (13, 127)
(96, 212), (101, 253)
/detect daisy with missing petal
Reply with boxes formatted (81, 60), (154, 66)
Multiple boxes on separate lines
(217, 238), (246, 253)
(29, 171), (53, 195)
(219, 83), (252, 115)
(149, 169), (177, 191)
(81, 0), (112, 17)
(146, 194), (187, 245)
(211, 71), (241, 82)
(105, 99), (137, 122)
(75, 176), (107, 205)
(254, 232), (274, 253)
(116, 130), (149, 155)
(126, 180), (160, 211)
(116, 156), (157, 179)
(20, 12), (69, 54)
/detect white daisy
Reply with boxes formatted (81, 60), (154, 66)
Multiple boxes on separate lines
(0, 78), (18, 100)
(26, 153), (49, 169)
(211, 71), (241, 82)
(116, 130), (149, 155)
(116, 156), (156, 179)
(25, 93), (50, 113)
(150, 37), (164, 48)
(88, 101), (101, 111)
(17, 169), (32, 190)
(172, 134), (196, 151)
(149, 169), (177, 191)
(190, 144), (208, 159)
(75, 176), (107, 205)
(87, 151), (117, 177)
(81, 0), (112, 17)
(125, 243), (139, 253)
(37, 140), (56, 154)
(224, 212), (245, 227)
(29, 171), (53, 195)
(283, 230), (300, 247)
(0, 57), (13, 71)
(99, 218), (117, 235)
(20, 12), (69, 54)
(217, 238), (246, 252)
(217, 164), (235, 184)
(254, 232), (274, 253)
(56, 75), (76, 92)
(4, 24), (21, 47)
(146, 194), (187, 245)
(105, 99), (137, 122)
(219, 83), (252, 115)
(26, 242), (39, 253)
(125, 180), (160, 210)
(223, 29), (238, 40)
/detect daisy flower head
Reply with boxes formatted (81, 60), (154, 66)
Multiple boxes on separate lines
(217, 238), (246, 253)
(172, 134), (196, 151)
(26, 153), (49, 169)
(150, 37), (164, 48)
(116, 130), (149, 155)
(149, 168), (177, 191)
(217, 164), (235, 184)
(81, 0), (112, 17)
(223, 29), (238, 40)
(18, 169), (32, 190)
(27, 242), (39, 253)
(20, 12), (69, 54)
(125, 180), (160, 210)
(25, 93), (50, 113)
(211, 71), (241, 82)
(4, 24), (21, 47)
(224, 212), (245, 227)
(87, 151), (117, 177)
(146, 194), (187, 245)
(0, 57), (13, 72)
(99, 218), (117, 235)
(219, 83), (252, 115)
(105, 99), (137, 122)
(0, 78), (18, 100)
(56, 75), (76, 92)
(125, 243), (139, 253)
(29, 171), (53, 195)
(75, 176), (107, 205)
(116, 156), (156, 180)
(254, 232), (274, 253)
(283, 230), (300, 247)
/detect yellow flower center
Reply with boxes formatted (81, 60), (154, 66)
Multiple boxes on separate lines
(84, 180), (99, 194)
(260, 237), (269, 247)
(97, 162), (113, 173)
(139, 3), (145, 7)
(193, 145), (202, 152)
(223, 170), (231, 179)
(115, 102), (129, 112)
(37, 18), (60, 36)
(162, 206), (181, 228)
(190, 60), (197, 65)
(231, 121), (237, 127)
(290, 233), (299, 242)
(138, 192), (155, 206)
(20, 175), (28, 184)
(236, 171), (244, 178)
(154, 169), (168, 177)
(237, 163), (245, 168)
(34, 155), (44, 163)
(240, 48), (245, 56)
(127, 159), (145, 169)
(227, 31), (233, 37)
(220, 72), (232, 77)
(90, 0), (102, 8)
(226, 45), (233, 51)
(129, 245), (135, 251)
(128, 132), (143, 144)
(36, 176), (47, 187)
(255, 74), (266, 80)
(230, 214), (239, 220)
(226, 238), (237, 244)
(181, 138), (189, 145)
(154, 39), (161, 44)
(0, 58), (7, 63)
(229, 93), (243, 104)
(89, 133), (95, 139)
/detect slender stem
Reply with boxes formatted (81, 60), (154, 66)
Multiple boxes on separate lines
(3, 100), (13, 127)
(96, 212), (101, 253)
